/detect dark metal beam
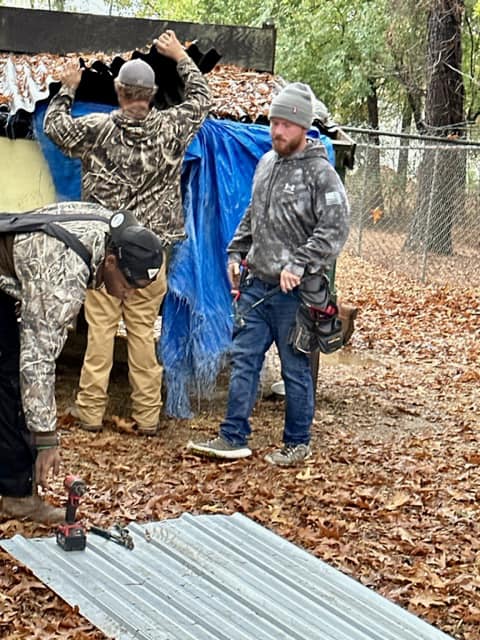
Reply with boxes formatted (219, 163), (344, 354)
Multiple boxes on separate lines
(0, 6), (276, 73)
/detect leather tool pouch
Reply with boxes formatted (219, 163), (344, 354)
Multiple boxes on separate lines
(289, 274), (343, 355)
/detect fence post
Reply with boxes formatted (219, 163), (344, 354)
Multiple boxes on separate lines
(421, 148), (439, 283)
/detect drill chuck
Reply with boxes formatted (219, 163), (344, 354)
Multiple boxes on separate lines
(65, 474), (86, 497)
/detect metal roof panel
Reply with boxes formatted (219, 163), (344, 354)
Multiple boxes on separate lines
(1, 512), (454, 640)
(0, 52), (280, 124)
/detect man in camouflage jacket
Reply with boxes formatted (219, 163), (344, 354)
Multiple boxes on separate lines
(0, 202), (164, 522)
(44, 31), (212, 434)
(188, 83), (350, 467)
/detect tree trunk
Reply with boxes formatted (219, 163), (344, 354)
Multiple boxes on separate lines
(363, 79), (384, 227)
(397, 100), (412, 185)
(406, 0), (465, 255)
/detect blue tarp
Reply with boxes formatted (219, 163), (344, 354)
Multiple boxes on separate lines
(34, 105), (334, 417)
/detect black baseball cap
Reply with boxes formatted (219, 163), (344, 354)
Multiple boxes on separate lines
(108, 210), (164, 287)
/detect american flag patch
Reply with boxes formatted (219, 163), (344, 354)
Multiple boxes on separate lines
(325, 191), (342, 206)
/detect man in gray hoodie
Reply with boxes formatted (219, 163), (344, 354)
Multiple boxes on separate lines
(188, 83), (350, 466)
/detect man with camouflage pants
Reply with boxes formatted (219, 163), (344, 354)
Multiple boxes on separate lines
(0, 202), (164, 522)
(44, 30), (211, 434)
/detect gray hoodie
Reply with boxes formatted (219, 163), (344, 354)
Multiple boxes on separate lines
(228, 139), (350, 283)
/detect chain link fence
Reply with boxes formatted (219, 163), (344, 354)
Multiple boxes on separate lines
(342, 130), (480, 286)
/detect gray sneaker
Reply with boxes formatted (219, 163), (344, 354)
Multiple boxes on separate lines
(187, 436), (252, 459)
(264, 443), (312, 467)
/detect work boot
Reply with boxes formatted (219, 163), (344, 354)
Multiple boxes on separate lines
(0, 494), (64, 524)
(134, 422), (160, 436)
(67, 405), (103, 432)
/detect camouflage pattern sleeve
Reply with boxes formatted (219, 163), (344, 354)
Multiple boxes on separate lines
(168, 56), (212, 149)
(19, 281), (84, 441)
(14, 234), (88, 440)
(43, 85), (108, 158)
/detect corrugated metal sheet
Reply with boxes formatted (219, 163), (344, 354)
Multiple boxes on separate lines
(0, 54), (55, 113)
(0, 52), (279, 123)
(1, 513), (453, 640)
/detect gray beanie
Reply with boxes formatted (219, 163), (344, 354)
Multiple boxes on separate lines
(269, 82), (314, 129)
(118, 59), (156, 89)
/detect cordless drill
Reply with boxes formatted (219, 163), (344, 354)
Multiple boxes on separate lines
(56, 475), (87, 551)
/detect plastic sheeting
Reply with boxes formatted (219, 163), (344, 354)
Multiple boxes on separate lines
(34, 102), (113, 201)
(161, 119), (273, 416)
(34, 105), (334, 417)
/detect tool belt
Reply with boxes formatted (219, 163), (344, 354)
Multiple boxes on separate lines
(289, 274), (343, 355)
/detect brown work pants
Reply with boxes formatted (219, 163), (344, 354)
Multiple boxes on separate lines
(75, 267), (167, 427)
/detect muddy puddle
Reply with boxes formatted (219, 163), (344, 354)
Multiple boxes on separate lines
(320, 348), (380, 368)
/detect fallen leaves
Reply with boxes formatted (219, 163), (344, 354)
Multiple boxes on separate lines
(0, 52), (282, 123)
(410, 591), (449, 608)
(0, 548), (106, 639)
(370, 206), (384, 223)
(1, 252), (480, 639)
(384, 491), (412, 510)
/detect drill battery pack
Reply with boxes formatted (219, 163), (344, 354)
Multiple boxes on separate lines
(56, 523), (87, 551)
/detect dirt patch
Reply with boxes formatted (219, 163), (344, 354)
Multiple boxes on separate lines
(1, 252), (479, 640)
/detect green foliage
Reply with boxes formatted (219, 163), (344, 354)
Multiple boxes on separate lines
(107, 0), (145, 16)
(275, 0), (394, 122)
(74, 0), (480, 130)
(463, 0), (480, 121)
(140, 0), (400, 123)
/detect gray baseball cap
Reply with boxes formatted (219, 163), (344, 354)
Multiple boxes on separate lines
(117, 59), (156, 89)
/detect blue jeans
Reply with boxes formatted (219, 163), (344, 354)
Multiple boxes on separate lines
(220, 277), (314, 447)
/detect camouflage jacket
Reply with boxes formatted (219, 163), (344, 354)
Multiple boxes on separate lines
(228, 140), (350, 283)
(44, 57), (212, 242)
(0, 202), (110, 446)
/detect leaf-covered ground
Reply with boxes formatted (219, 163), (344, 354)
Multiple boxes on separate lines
(1, 253), (479, 640)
